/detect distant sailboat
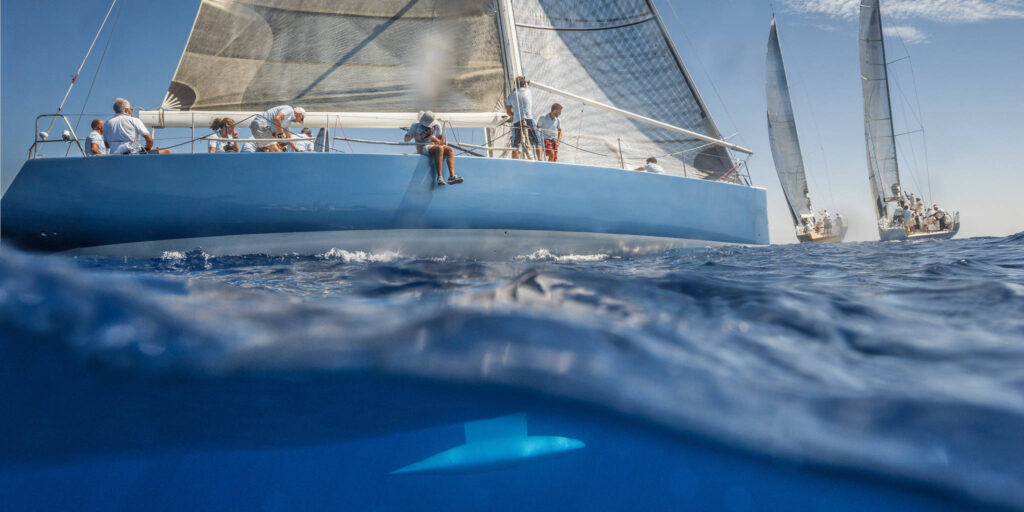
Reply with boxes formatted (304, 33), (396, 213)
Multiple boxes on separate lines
(766, 16), (847, 243)
(859, 0), (959, 241)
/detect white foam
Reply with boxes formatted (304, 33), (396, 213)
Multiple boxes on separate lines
(515, 249), (609, 263)
(160, 251), (187, 260)
(317, 249), (401, 263)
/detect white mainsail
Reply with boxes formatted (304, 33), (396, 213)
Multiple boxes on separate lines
(509, 0), (740, 181)
(157, 0), (746, 181)
(765, 17), (812, 225)
(859, 0), (901, 220)
(161, 0), (506, 113)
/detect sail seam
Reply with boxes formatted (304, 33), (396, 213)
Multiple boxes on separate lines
(515, 16), (655, 32)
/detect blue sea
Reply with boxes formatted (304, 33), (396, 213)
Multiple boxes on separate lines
(2, 234), (1023, 511)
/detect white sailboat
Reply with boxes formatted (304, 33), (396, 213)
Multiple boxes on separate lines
(859, 0), (959, 241)
(766, 16), (847, 243)
(1, 0), (768, 257)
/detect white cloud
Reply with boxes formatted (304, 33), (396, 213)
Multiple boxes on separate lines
(783, 0), (1024, 22)
(884, 25), (930, 43)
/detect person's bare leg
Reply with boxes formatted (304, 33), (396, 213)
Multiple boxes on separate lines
(511, 150), (520, 159)
(445, 147), (455, 178)
(535, 146), (543, 161)
(432, 147), (443, 180)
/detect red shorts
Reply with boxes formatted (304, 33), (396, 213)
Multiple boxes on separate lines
(543, 139), (558, 159)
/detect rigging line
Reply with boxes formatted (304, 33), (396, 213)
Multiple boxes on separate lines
(664, 0), (746, 150)
(890, 73), (926, 199)
(787, 41), (838, 211)
(68, 0), (126, 157)
(47, 0), (119, 134)
(894, 32), (933, 203)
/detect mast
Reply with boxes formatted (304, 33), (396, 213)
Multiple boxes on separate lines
(495, 0), (524, 91)
(875, 1), (902, 201)
(492, 0), (524, 158)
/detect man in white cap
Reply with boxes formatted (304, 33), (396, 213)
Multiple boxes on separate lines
(104, 98), (171, 155)
(404, 111), (462, 186)
(250, 105), (305, 152)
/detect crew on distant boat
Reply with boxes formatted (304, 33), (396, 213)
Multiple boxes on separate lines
(250, 105), (305, 152)
(86, 119), (107, 156)
(892, 204), (905, 226)
(635, 157), (665, 174)
(104, 98), (171, 155)
(208, 118), (239, 153)
(506, 76), (543, 161)
(404, 111), (462, 186)
(536, 103), (562, 162)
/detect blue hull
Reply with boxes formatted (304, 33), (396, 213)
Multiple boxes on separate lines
(1, 153), (769, 256)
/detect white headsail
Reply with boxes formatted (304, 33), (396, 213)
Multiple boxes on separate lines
(859, 0), (902, 220)
(509, 0), (742, 181)
(161, 0), (505, 114)
(765, 17), (812, 225)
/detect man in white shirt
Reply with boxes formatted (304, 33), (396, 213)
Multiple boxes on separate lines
(505, 76), (543, 160)
(635, 157), (665, 174)
(536, 103), (562, 162)
(104, 98), (171, 155)
(86, 119), (108, 156)
(250, 105), (305, 152)
(293, 127), (315, 152)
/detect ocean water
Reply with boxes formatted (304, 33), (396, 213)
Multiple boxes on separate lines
(2, 233), (1023, 511)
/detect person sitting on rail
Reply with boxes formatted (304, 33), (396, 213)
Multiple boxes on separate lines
(104, 98), (171, 155)
(536, 103), (563, 162)
(505, 76), (543, 160)
(405, 111), (462, 186)
(250, 105), (305, 152)
(208, 118), (239, 153)
(86, 119), (108, 156)
(293, 127), (315, 152)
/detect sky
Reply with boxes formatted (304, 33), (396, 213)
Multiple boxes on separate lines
(2, 0), (1022, 243)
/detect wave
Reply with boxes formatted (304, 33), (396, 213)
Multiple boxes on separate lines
(3, 234), (1024, 508)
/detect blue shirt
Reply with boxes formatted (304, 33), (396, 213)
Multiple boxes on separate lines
(536, 113), (560, 140)
(257, 105), (296, 132)
(506, 87), (534, 124)
(86, 130), (107, 155)
(240, 137), (258, 153)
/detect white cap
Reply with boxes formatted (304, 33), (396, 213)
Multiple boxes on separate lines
(293, 107), (306, 116)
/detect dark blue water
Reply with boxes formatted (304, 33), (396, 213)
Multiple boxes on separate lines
(2, 234), (1023, 511)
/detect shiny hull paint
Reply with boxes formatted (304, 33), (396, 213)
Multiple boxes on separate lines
(1, 153), (769, 256)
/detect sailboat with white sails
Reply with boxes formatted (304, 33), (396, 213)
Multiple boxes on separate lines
(859, 0), (959, 241)
(1, 0), (768, 257)
(766, 16), (846, 243)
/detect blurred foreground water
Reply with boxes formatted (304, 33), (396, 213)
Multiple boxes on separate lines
(2, 233), (1023, 511)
